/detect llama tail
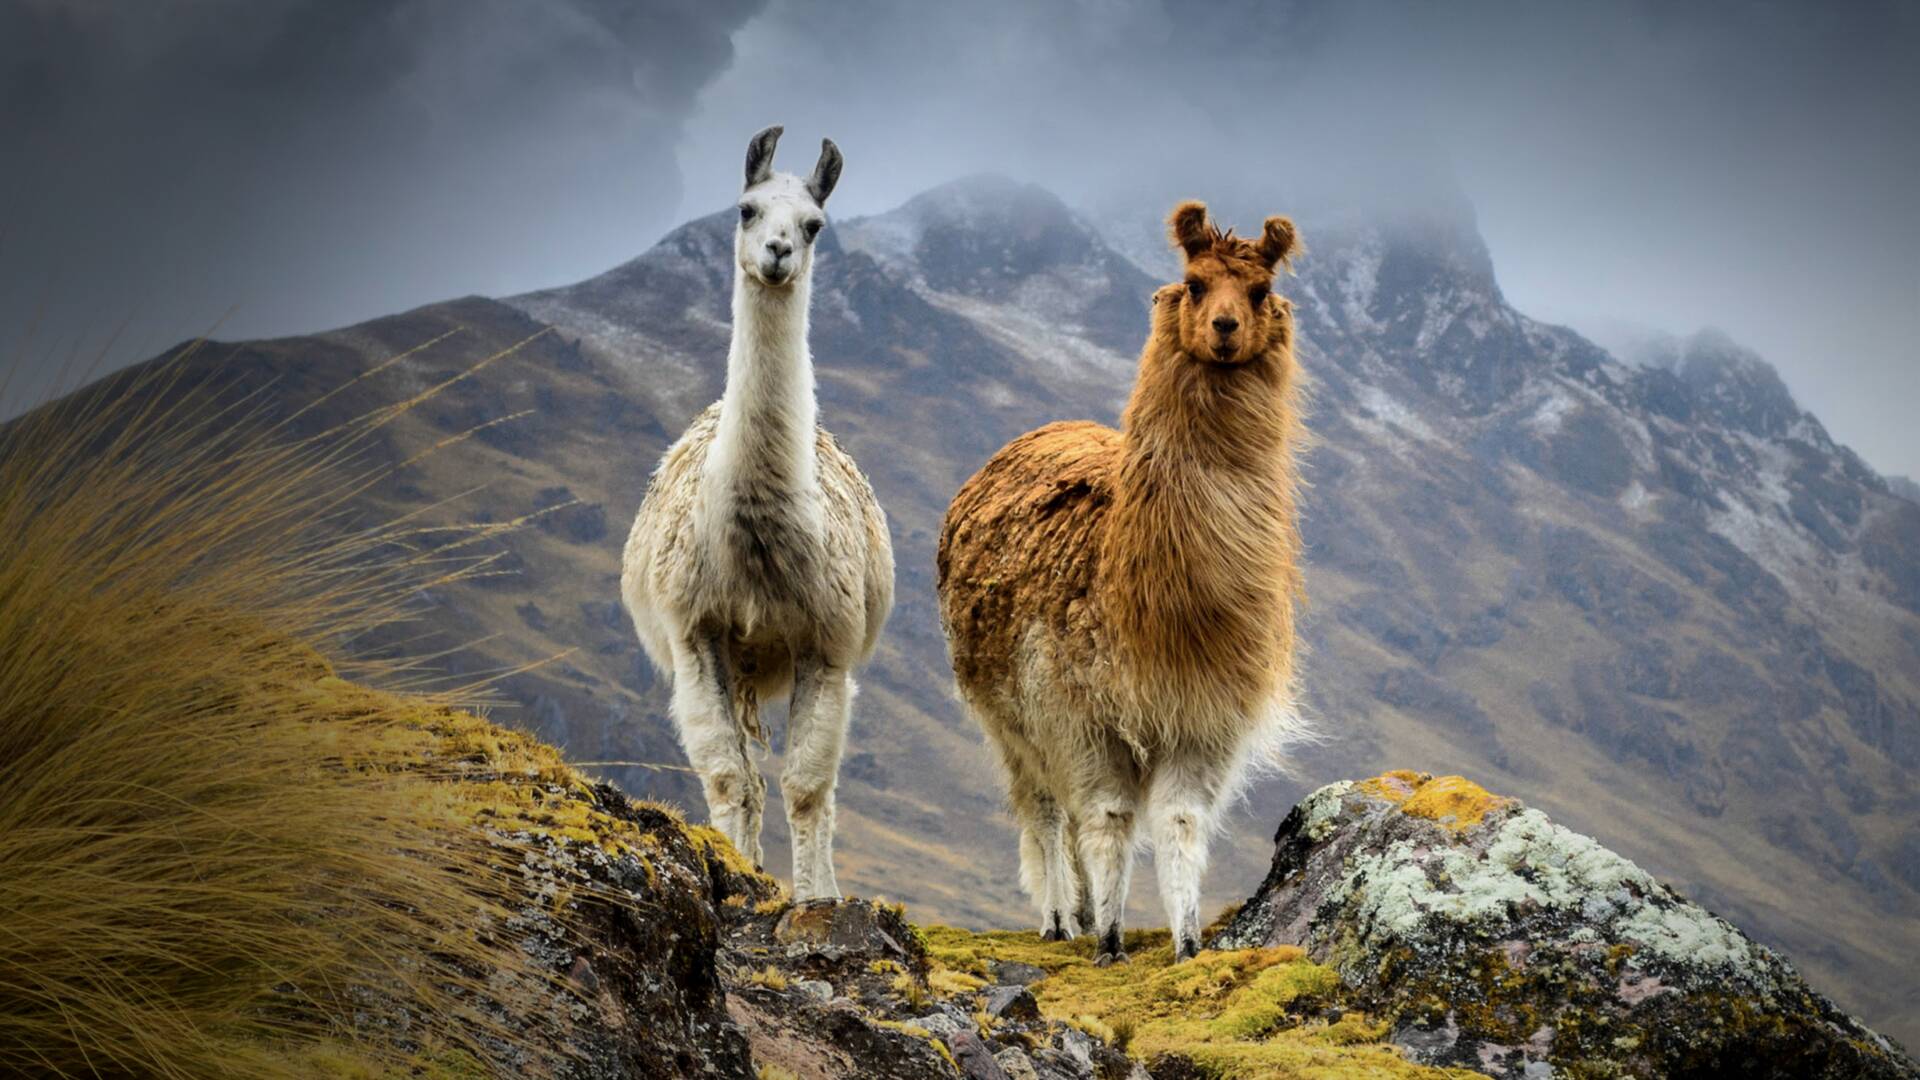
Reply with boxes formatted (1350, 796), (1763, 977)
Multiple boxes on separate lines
(733, 681), (767, 750)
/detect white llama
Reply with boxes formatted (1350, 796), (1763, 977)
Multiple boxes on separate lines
(621, 126), (893, 900)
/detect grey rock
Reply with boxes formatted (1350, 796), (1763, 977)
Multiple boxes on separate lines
(982, 984), (1040, 1022)
(994, 1048), (1040, 1080)
(990, 959), (1048, 987)
(950, 1030), (1011, 1080)
(1213, 773), (1920, 1080)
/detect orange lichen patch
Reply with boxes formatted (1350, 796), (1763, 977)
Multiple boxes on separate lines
(1358, 770), (1430, 802)
(1359, 772), (1512, 833)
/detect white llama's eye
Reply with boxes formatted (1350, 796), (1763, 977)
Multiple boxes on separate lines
(739, 204), (756, 223)
(803, 219), (823, 241)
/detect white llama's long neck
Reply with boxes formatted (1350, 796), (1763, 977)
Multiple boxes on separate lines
(708, 267), (819, 499)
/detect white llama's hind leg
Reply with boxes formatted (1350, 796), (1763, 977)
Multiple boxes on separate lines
(672, 632), (765, 867)
(1147, 753), (1233, 962)
(1070, 756), (1141, 967)
(783, 657), (850, 900)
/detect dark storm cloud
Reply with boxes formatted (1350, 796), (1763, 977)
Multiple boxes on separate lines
(1, 0), (761, 399)
(3, 0), (1915, 478)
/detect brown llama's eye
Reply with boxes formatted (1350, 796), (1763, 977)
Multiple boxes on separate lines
(1249, 284), (1270, 306)
(1187, 279), (1206, 299)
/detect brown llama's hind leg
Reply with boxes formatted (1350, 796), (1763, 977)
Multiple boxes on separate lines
(1068, 748), (1143, 967)
(987, 716), (1081, 938)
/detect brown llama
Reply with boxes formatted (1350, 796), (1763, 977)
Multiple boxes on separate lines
(937, 200), (1309, 964)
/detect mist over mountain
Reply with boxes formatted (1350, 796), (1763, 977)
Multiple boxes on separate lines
(85, 175), (1920, 1048)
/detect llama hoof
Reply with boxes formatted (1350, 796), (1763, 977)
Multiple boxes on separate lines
(1093, 950), (1130, 968)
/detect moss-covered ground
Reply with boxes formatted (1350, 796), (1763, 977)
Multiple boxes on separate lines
(921, 925), (1488, 1079)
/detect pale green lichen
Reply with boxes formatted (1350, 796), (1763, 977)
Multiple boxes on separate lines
(1303, 781), (1356, 841)
(1618, 901), (1755, 970)
(1337, 807), (1757, 978)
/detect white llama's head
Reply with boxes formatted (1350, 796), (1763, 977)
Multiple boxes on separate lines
(735, 125), (841, 289)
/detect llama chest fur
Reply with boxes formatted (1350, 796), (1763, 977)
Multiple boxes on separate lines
(938, 421), (1292, 757)
(624, 402), (891, 670)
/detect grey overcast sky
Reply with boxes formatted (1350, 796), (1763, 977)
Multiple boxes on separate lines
(3, 1), (1916, 478)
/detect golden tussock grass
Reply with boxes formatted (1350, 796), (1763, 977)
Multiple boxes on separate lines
(0, 337), (575, 1078)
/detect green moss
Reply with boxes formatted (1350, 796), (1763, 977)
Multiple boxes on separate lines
(921, 927), (1481, 1079)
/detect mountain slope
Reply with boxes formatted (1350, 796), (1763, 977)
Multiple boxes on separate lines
(98, 175), (1919, 1046)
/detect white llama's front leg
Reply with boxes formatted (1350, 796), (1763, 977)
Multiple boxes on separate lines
(783, 656), (850, 901)
(1070, 761), (1141, 967)
(672, 631), (764, 867)
(1147, 753), (1231, 962)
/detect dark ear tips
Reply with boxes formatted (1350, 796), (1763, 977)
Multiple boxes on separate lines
(1258, 215), (1300, 269)
(807, 137), (843, 205)
(1168, 201), (1212, 258)
(745, 125), (783, 188)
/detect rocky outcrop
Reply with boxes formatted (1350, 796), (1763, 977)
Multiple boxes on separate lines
(393, 734), (1918, 1079)
(1212, 771), (1919, 1079)
(417, 710), (1154, 1079)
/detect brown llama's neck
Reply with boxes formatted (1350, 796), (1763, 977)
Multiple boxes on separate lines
(1102, 336), (1306, 706)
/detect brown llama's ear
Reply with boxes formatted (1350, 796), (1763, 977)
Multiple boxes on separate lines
(1168, 201), (1213, 259)
(1257, 215), (1300, 270)
(745, 125), (783, 189)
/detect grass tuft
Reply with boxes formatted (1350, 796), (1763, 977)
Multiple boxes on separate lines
(0, 342), (576, 1077)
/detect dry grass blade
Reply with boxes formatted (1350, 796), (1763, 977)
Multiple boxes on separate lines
(0, 337), (580, 1078)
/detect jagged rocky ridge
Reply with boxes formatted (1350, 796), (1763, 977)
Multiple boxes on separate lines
(110, 174), (1920, 1046)
(386, 704), (1916, 1079)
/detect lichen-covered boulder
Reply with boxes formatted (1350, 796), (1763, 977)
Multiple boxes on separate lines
(1212, 771), (1919, 1079)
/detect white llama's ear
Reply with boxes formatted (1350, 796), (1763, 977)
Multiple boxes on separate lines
(807, 138), (843, 205)
(745, 125), (783, 189)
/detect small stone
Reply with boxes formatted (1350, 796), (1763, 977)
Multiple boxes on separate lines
(793, 978), (832, 1002)
(991, 960), (1048, 986)
(567, 956), (599, 993)
(907, 1010), (965, 1040)
(772, 899), (909, 959)
(983, 984), (1041, 1022)
(994, 1047), (1041, 1080)
(950, 1030), (1012, 1080)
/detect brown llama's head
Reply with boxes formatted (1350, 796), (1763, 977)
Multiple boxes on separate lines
(1155, 200), (1298, 365)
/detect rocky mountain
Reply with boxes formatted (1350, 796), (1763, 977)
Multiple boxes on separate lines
(105, 174), (1918, 1047)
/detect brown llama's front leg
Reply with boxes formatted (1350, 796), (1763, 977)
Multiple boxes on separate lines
(673, 631), (765, 868)
(1147, 752), (1234, 962)
(1069, 759), (1142, 967)
(784, 655), (850, 901)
